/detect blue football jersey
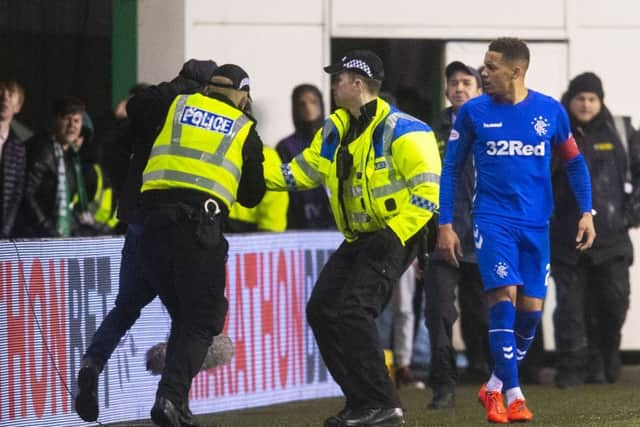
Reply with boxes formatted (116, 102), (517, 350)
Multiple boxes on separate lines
(439, 90), (573, 226)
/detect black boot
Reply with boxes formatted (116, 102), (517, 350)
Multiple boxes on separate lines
(340, 407), (404, 426)
(74, 356), (102, 422)
(555, 349), (586, 389)
(585, 350), (605, 384)
(323, 407), (353, 427)
(151, 396), (183, 427)
(428, 389), (456, 410)
(555, 369), (584, 388)
(151, 395), (204, 427)
(177, 402), (203, 427)
(603, 348), (622, 383)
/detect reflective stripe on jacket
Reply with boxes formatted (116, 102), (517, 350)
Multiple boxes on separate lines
(71, 163), (119, 229)
(264, 98), (441, 244)
(90, 164), (119, 228)
(141, 93), (253, 209)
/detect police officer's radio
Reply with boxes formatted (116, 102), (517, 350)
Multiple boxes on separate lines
(336, 144), (353, 180)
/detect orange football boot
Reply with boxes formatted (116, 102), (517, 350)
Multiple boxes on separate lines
(507, 398), (533, 422)
(478, 384), (508, 424)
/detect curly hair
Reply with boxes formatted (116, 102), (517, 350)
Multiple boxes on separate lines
(488, 37), (530, 67)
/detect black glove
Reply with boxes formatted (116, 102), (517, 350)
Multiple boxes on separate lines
(367, 227), (401, 262)
(179, 59), (218, 85)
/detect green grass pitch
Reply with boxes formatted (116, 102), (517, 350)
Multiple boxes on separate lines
(109, 366), (640, 426)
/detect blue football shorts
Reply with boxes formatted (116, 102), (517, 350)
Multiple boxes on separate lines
(473, 217), (550, 299)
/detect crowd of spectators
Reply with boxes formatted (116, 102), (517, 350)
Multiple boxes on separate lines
(0, 79), (336, 238)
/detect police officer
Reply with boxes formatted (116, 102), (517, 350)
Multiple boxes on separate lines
(226, 146), (289, 232)
(140, 64), (265, 427)
(265, 50), (441, 427)
(74, 60), (218, 424)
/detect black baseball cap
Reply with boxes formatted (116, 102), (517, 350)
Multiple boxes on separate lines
(445, 61), (482, 87)
(324, 49), (385, 81)
(209, 64), (251, 93)
(179, 59), (218, 85)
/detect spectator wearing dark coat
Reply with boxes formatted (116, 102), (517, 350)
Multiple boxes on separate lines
(423, 62), (487, 409)
(275, 84), (334, 229)
(92, 83), (149, 233)
(551, 72), (638, 388)
(21, 96), (104, 237)
(0, 81), (26, 238)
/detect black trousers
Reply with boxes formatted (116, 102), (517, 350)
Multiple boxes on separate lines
(141, 200), (229, 407)
(85, 225), (156, 366)
(306, 231), (419, 410)
(552, 256), (630, 378)
(424, 259), (489, 392)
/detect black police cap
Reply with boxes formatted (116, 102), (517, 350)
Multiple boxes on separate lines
(324, 49), (385, 81)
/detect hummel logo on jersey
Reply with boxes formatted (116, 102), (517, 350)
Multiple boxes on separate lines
(486, 140), (545, 156)
(483, 122), (503, 128)
(502, 346), (514, 360)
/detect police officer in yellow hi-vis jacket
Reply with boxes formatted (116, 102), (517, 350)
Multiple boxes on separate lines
(140, 64), (265, 427)
(265, 50), (441, 427)
(227, 146), (289, 232)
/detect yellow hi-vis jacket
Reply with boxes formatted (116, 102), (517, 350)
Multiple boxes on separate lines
(229, 146), (289, 231)
(264, 98), (441, 244)
(90, 164), (119, 229)
(72, 163), (119, 229)
(141, 93), (254, 210)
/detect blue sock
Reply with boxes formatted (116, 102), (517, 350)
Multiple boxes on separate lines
(514, 310), (542, 363)
(488, 301), (518, 390)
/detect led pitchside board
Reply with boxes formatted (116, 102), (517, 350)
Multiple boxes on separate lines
(0, 232), (343, 427)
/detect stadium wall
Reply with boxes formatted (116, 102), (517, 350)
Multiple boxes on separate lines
(137, 0), (640, 144)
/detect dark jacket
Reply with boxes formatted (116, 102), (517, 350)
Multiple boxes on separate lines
(20, 133), (97, 237)
(623, 122), (640, 228)
(121, 76), (205, 225)
(275, 85), (334, 229)
(0, 129), (26, 237)
(432, 107), (477, 263)
(93, 110), (133, 227)
(126, 77), (265, 222)
(551, 105), (634, 265)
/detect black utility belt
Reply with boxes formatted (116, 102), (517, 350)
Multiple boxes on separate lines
(142, 189), (227, 220)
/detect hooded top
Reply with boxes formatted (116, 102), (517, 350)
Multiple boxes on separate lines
(291, 84), (325, 140)
(275, 84), (334, 229)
